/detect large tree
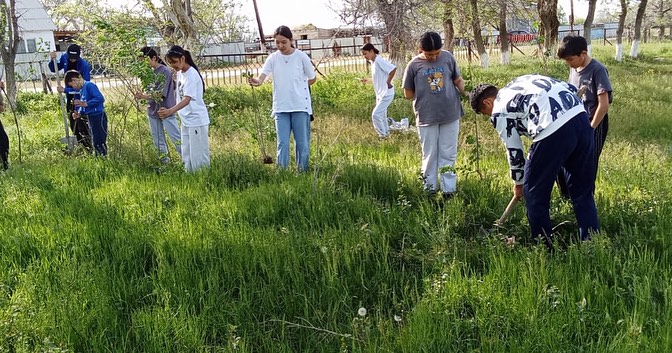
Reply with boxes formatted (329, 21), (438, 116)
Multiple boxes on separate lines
(333, 0), (432, 69)
(0, 0), (21, 107)
(630, 0), (649, 57)
(537, 0), (560, 54)
(615, 0), (628, 61)
(583, 0), (598, 53)
(45, 0), (250, 49)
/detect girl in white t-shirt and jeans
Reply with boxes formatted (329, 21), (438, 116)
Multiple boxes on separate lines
(361, 43), (397, 138)
(158, 45), (211, 172)
(248, 25), (316, 172)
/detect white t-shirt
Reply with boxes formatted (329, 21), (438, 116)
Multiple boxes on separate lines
(261, 49), (316, 115)
(491, 74), (586, 184)
(371, 55), (396, 98)
(176, 66), (210, 127)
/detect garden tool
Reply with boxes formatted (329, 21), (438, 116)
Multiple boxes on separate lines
(52, 57), (76, 151)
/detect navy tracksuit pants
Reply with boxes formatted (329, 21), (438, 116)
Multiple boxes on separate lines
(0, 119), (8, 170)
(524, 112), (600, 241)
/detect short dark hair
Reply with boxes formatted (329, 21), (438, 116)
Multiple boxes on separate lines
(140, 46), (166, 66)
(469, 84), (499, 114)
(360, 43), (379, 54)
(557, 35), (588, 58)
(419, 31), (443, 51)
(64, 70), (82, 85)
(274, 25), (293, 40)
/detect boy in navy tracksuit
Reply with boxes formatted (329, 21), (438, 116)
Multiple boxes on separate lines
(470, 75), (600, 247)
(64, 70), (107, 156)
(48, 44), (93, 150)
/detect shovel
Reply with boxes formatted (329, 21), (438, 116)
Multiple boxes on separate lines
(52, 57), (76, 150)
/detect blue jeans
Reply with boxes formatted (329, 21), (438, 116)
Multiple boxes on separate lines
(275, 112), (311, 171)
(87, 112), (108, 156)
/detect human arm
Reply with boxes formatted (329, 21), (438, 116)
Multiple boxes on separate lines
(303, 53), (317, 86)
(401, 61), (415, 100)
(79, 59), (92, 81)
(453, 76), (466, 96)
(249, 54), (274, 86)
(158, 96), (191, 118)
(74, 82), (104, 108)
(248, 73), (267, 86)
(590, 92), (610, 129)
(493, 113), (527, 187)
(386, 68), (397, 89)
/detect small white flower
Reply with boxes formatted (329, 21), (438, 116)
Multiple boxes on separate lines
(357, 307), (367, 317)
(394, 314), (402, 322)
(320, 246), (328, 254)
(207, 102), (216, 108)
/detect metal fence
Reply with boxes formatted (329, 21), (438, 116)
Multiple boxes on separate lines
(12, 26), (672, 92)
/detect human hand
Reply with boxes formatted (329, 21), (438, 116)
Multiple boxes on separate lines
(513, 184), (524, 200)
(57, 85), (64, 94)
(134, 92), (146, 100)
(0, 81), (4, 90)
(72, 111), (80, 119)
(157, 107), (172, 118)
(247, 77), (260, 86)
(74, 99), (87, 107)
(387, 83), (393, 89)
(49, 51), (57, 59)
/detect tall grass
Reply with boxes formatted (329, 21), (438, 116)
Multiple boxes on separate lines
(0, 43), (671, 352)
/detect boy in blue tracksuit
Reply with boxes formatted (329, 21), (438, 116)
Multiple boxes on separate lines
(48, 44), (93, 150)
(64, 70), (107, 156)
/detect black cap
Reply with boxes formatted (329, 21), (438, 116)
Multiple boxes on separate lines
(67, 44), (81, 60)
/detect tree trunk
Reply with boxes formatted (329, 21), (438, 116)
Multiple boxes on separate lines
(630, 0), (648, 58)
(537, 0), (560, 54)
(583, 0), (597, 54)
(615, 0), (627, 62)
(0, 0), (21, 107)
(441, 0), (455, 51)
(377, 0), (411, 70)
(498, 0), (510, 64)
(469, 0), (488, 67)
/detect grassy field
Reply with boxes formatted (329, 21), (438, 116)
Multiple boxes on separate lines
(0, 43), (671, 352)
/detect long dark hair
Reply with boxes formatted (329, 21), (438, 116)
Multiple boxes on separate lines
(274, 25), (293, 40)
(360, 43), (379, 54)
(140, 46), (167, 66)
(165, 45), (205, 93)
(419, 31), (443, 52)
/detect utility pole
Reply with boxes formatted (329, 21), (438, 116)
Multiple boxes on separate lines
(252, 0), (267, 50)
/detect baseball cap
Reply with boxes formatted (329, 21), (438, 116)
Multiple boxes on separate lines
(67, 44), (81, 59)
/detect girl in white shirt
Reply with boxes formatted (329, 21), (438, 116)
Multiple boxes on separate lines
(158, 45), (211, 172)
(361, 43), (396, 138)
(248, 25), (316, 172)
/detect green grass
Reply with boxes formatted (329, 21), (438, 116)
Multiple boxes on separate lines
(0, 42), (671, 352)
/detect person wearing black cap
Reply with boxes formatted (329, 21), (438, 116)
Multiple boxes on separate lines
(469, 75), (600, 248)
(48, 44), (93, 151)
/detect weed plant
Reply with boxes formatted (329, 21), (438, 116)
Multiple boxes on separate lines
(0, 43), (671, 352)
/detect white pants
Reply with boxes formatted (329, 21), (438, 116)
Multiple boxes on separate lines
(372, 93), (394, 137)
(148, 115), (182, 161)
(418, 120), (460, 192)
(181, 124), (210, 172)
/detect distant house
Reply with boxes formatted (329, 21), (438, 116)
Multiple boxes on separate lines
(1, 0), (58, 81)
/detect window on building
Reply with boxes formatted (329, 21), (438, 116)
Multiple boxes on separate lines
(16, 40), (27, 54)
(301, 35), (308, 40)
(26, 39), (37, 53)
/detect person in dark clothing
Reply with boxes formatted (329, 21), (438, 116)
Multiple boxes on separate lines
(0, 80), (8, 170)
(48, 44), (93, 150)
